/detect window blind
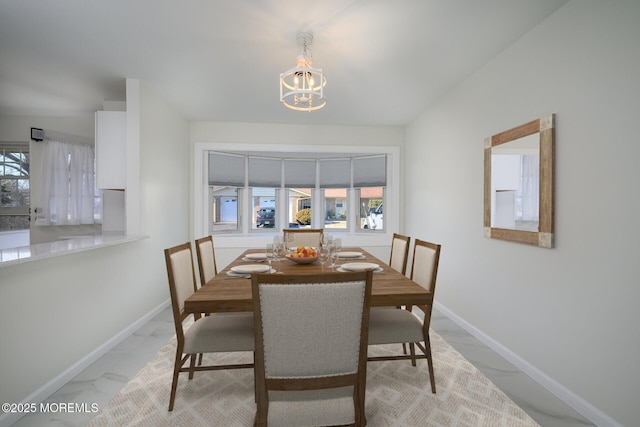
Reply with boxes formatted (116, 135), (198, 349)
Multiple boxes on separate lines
(353, 155), (386, 187)
(248, 156), (282, 187)
(318, 158), (351, 188)
(208, 152), (245, 186)
(284, 159), (316, 188)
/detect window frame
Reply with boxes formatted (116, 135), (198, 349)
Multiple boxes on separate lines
(0, 145), (30, 231)
(322, 187), (349, 231)
(194, 143), (399, 249)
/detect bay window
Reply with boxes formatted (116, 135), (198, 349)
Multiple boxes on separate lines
(194, 143), (399, 246)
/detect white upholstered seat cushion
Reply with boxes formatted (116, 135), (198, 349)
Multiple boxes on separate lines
(183, 313), (254, 354)
(368, 307), (424, 345)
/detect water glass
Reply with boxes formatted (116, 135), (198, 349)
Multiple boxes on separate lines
(285, 232), (295, 251)
(333, 238), (342, 252)
(266, 243), (275, 273)
(329, 244), (339, 270)
(274, 242), (286, 273)
(318, 246), (330, 271)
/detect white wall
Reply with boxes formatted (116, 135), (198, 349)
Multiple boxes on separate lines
(0, 81), (190, 412)
(404, 1), (640, 426)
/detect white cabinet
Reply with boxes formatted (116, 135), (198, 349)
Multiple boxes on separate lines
(95, 111), (126, 189)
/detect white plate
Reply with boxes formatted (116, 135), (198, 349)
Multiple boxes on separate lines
(231, 264), (271, 274)
(340, 262), (380, 272)
(338, 266), (384, 274)
(244, 253), (268, 260)
(227, 268), (275, 278)
(337, 251), (364, 259)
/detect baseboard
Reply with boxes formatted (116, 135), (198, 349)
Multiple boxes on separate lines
(434, 302), (621, 427)
(0, 299), (170, 427)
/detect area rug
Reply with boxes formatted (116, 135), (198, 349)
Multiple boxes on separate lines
(88, 330), (538, 426)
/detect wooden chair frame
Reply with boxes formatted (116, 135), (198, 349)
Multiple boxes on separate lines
(164, 242), (253, 411)
(252, 271), (373, 427)
(368, 239), (441, 394)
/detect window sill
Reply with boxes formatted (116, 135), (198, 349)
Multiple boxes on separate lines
(0, 233), (147, 268)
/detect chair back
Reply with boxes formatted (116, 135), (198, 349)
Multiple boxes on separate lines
(389, 233), (411, 275)
(195, 235), (217, 285)
(283, 228), (324, 249)
(410, 239), (441, 293)
(252, 271), (372, 426)
(164, 242), (199, 340)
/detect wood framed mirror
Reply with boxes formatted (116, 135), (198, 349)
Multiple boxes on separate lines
(484, 114), (555, 248)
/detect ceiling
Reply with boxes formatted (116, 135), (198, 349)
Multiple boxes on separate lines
(0, 0), (568, 127)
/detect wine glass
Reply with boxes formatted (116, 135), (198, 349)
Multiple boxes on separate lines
(333, 238), (342, 259)
(274, 242), (286, 273)
(318, 245), (330, 271)
(322, 234), (333, 249)
(265, 243), (275, 273)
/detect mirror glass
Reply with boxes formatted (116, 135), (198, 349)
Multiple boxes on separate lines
(484, 114), (555, 248)
(491, 133), (539, 231)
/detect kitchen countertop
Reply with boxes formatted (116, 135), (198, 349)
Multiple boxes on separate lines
(0, 233), (147, 268)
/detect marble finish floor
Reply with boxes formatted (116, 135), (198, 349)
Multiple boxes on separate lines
(12, 307), (594, 427)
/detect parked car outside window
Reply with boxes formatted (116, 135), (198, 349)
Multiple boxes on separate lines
(256, 208), (275, 228)
(363, 203), (383, 229)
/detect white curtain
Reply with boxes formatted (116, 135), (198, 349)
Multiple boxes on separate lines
(35, 140), (96, 226)
(520, 154), (539, 221)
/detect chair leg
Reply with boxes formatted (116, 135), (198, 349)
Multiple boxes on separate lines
(198, 314), (209, 366)
(409, 342), (417, 366)
(188, 354), (197, 379)
(425, 337), (436, 393)
(357, 384), (367, 427)
(168, 350), (182, 411)
(253, 352), (258, 403)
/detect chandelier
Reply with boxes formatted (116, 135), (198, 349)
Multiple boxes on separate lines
(280, 33), (327, 112)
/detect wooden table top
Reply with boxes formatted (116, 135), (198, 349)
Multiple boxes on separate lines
(184, 247), (432, 314)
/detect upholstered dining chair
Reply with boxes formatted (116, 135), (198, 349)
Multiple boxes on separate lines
(252, 270), (373, 427)
(195, 235), (217, 286)
(283, 228), (324, 250)
(193, 235), (218, 365)
(389, 233), (411, 275)
(367, 238), (441, 393)
(164, 242), (254, 411)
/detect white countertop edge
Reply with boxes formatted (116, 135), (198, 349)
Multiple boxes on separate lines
(0, 234), (148, 268)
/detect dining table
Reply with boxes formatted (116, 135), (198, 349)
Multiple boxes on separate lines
(184, 247), (432, 315)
